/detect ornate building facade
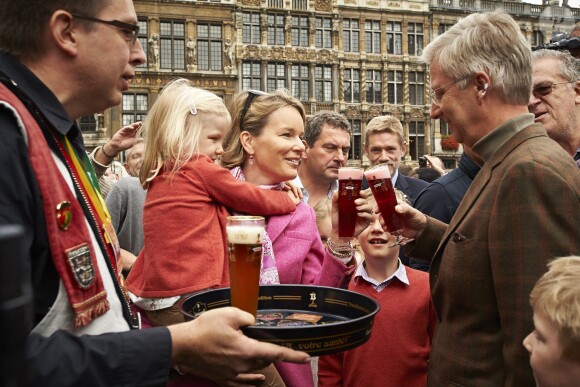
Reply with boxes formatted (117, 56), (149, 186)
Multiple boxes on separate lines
(85, 0), (578, 167)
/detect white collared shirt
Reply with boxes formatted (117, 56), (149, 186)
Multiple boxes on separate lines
(292, 175), (338, 204)
(353, 258), (409, 292)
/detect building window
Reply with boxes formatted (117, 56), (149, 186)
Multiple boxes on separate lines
(315, 17), (332, 48)
(438, 23), (453, 35)
(242, 61), (262, 90)
(79, 115), (97, 132)
(408, 22), (424, 56)
(387, 70), (403, 105)
(349, 119), (362, 161)
(408, 121), (425, 160)
(344, 69), (360, 103)
(386, 21), (402, 55)
(439, 120), (450, 136)
(409, 71), (425, 105)
(160, 20), (185, 70)
(267, 14), (285, 46)
(365, 20), (381, 53)
(292, 0), (308, 10)
(267, 63), (287, 91)
(343, 19), (360, 53)
(122, 93), (148, 126)
(137, 19), (148, 69)
(366, 70), (382, 104)
(243, 12), (261, 44)
(291, 63), (309, 101)
(315, 65), (333, 102)
(291, 16), (309, 47)
(197, 24), (222, 71)
(531, 30), (544, 47)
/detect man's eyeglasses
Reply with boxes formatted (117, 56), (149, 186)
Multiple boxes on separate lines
(239, 90), (268, 131)
(531, 81), (572, 99)
(429, 74), (472, 105)
(72, 14), (140, 47)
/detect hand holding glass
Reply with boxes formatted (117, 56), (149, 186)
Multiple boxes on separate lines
(227, 216), (264, 317)
(363, 164), (413, 246)
(337, 167), (364, 238)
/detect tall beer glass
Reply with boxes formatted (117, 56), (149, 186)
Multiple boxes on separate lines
(338, 167), (364, 238)
(227, 216), (265, 317)
(363, 164), (404, 233)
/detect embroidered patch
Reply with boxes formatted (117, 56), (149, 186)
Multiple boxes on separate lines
(66, 244), (95, 289)
(56, 201), (72, 230)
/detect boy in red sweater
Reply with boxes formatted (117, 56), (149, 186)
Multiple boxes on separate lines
(318, 194), (436, 387)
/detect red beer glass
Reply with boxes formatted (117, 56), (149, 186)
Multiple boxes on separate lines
(338, 167), (364, 238)
(227, 216), (265, 317)
(363, 164), (404, 234)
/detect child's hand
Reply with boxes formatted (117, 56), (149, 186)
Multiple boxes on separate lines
(282, 181), (303, 205)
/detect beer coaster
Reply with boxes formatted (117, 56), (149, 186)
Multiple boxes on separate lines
(276, 319), (314, 327)
(286, 313), (323, 324)
(257, 312), (284, 321)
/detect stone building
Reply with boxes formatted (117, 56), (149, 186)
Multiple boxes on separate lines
(83, 0), (579, 167)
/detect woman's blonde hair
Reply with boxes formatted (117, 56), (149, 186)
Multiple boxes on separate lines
(220, 89), (305, 169)
(139, 78), (230, 188)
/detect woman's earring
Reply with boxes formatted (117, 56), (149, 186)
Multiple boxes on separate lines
(249, 155), (254, 166)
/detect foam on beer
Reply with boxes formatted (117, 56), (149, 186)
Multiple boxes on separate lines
(338, 167), (364, 180)
(364, 164), (391, 180)
(227, 225), (264, 244)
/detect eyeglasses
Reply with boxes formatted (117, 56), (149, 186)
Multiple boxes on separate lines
(429, 74), (472, 105)
(72, 14), (140, 47)
(239, 90), (268, 131)
(531, 81), (572, 99)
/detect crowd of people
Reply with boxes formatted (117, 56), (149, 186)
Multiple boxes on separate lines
(1, 2), (579, 386)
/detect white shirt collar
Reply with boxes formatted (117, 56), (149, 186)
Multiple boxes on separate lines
(353, 258), (409, 292)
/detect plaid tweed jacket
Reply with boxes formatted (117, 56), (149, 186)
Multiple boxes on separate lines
(408, 124), (580, 387)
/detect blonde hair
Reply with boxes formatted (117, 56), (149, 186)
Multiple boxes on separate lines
(140, 79), (230, 188)
(530, 256), (580, 362)
(364, 115), (405, 147)
(221, 89), (305, 169)
(421, 12), (532, 104)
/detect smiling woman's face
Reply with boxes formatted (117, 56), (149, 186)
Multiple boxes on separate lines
(245, 106), (305, 185)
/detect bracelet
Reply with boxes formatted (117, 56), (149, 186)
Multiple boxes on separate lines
(327, 238), (354, 259)
(89, 146), (112, 168)
(101, 144), (115, 159)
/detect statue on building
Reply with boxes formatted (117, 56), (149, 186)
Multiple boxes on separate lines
(224, 39), (235, 68)
(148, 33), (160, 67)
(186, 37), (197, 67)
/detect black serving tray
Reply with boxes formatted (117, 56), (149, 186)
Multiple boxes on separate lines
(180, 284), (380, 356)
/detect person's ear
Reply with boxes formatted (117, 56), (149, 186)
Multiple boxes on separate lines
(573, 81), (580, 105)
(474, 72), (491, 98)
(50, 11), (80, 57)
(401, 141), (407, 156)
(240, 131), (255, 155)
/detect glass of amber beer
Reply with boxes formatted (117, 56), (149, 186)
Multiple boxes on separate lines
(363, 164), (412, 246)
(227, 216), (265, 317)
(338, 167), (364, 238)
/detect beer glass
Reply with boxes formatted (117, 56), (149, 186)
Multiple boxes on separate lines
(363, 164), (412, 246)
(227, 216), (265, 317)
(338, 167), (364, 238)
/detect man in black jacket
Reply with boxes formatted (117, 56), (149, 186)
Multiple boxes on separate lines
(0, 1), (308, 386)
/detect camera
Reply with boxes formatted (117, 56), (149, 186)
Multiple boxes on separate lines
(532, 34), (580, 58)
(419, 156), (427, 168)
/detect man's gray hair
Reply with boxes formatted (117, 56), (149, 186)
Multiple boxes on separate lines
(421, 12), (532, 105)
(532, 49), (580, 83)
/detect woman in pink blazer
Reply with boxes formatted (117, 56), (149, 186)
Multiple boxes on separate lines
(221, 89), (372, 386)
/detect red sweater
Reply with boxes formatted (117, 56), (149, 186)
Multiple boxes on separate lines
(318, 267), (435, 387)
(126, 156), (295, 297)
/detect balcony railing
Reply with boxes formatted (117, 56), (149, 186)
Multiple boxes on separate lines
(430, 0), (579, 20)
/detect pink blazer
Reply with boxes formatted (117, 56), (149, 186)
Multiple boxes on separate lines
(268, 203), (349, 387)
